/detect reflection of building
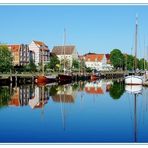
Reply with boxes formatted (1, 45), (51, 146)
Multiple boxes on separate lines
(9, 87), (20, 106)
(85, 80), (113, 94)
(51, 84), (78, 103)
(85, 82), (104, 94)
(29, 86), (49, 109)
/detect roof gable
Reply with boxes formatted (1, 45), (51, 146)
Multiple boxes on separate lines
(84, 54), (104, 62)
(33, 40), (47, 47)
(52, 45), (75, 55)
(8, 45), (20, 52)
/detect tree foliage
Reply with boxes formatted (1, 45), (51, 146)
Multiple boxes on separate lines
(109, 81), (125, 99)
(72, 59), (79, 69)
(0, 45), (13, 72)
(45, 56), (60, 72)
(110, 49), (125, 69)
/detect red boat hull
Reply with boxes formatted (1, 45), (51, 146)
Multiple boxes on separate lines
(35, 75), (48, 84)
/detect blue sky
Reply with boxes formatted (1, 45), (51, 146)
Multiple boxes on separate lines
(0, 5), (148, 58)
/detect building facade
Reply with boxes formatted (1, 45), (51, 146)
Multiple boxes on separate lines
(8, 44), (30, 66)
(29, 41), (50, 66)
(83, 53), (113, 71)
(52, 45), (78, 68)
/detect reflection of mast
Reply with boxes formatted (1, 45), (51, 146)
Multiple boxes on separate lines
(41, 86), (45, 119)
(59, 85), (66, 130)
(134, 93), (137, 142)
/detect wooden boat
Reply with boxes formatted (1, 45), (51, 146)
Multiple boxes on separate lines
(35, 75), (57, 85)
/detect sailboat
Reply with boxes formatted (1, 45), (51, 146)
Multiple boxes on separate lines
(125, 15), (144, 85)
(58, 29), (72, 84)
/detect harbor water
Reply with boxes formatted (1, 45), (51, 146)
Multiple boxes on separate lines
(0, 79), (148, 143)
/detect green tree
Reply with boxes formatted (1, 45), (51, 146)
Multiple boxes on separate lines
(110, 49), (125, 70)
(138, 58), (143, 70)
(125, 54), (134, 70)
(28, 59), (37, 72)
(109, 81), (125, 99)
(60, 58), (70, 71)
(46, 56), (60, 72)
(0, 45), (13, 72)
(72, 59), (79, 69)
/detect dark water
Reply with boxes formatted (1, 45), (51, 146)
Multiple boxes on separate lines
(0, 79), (148, 143)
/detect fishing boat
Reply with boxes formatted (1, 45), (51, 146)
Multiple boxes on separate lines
(125, 15), (143, 85)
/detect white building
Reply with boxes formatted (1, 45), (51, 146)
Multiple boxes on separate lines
(29, 40), (50, 66)
(52, 45), (78, 67)
(83, 53), (113, 71)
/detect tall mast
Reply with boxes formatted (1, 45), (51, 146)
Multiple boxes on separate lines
(134, 14), (138, 72)
(63, 28), (66, 75)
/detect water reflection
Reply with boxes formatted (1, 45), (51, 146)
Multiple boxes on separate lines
(0, 80), (148, 142)
(0, 80), (118, 109)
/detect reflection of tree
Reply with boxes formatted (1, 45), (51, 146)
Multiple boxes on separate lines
(49, 85), (58, 96)
(109, 81), (125, 99)
(72, 83), (79, 91)
(0, 86), (11, 108)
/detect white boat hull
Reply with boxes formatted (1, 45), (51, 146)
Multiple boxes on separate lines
(125, 85), (142, 94)
(125, 75), (143, 85)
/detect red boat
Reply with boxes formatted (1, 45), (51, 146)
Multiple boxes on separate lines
(35, 75), (57, 85)
(35, 75), (48, 85)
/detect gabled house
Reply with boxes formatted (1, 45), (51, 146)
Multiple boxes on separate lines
(29, 40), (50, 66)
(83, 53), (113, 71)
(52, 45), (78, 67)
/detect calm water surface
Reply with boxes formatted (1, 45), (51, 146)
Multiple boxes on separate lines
(0, 79), (148, 143)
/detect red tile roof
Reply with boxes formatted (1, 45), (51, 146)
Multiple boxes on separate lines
(52, 94), (74, 103)
(84, 54), (104, 62)
(33, 40), (47, 46)
(8, 45), (20, 52)
(85, 87), (104, 94)
(52, 45), (75, 55)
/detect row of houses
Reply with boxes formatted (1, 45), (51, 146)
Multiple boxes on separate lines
(7, 40), (112, 71)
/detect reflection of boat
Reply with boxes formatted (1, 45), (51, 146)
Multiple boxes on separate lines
(125, 84), (142, 94)
(90, 74), (97, 81)
(125, 15), (143, 85)
(125, 75), (143, 85)
(58, 74), (72, 83)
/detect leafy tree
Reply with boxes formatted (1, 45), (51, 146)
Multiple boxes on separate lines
(0, 45), (13, 72)
(46, 56), (60, 72)
(138, 58), (143, 70)
(109, 81), (125, 99)
(110, 49), (125, 69)
(125, 54), (134, 70)
(72, 59), (79, 69)
(28, 59), (37, 72)
(86, 67), (93, 73)
(60, 58), (70, 71)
